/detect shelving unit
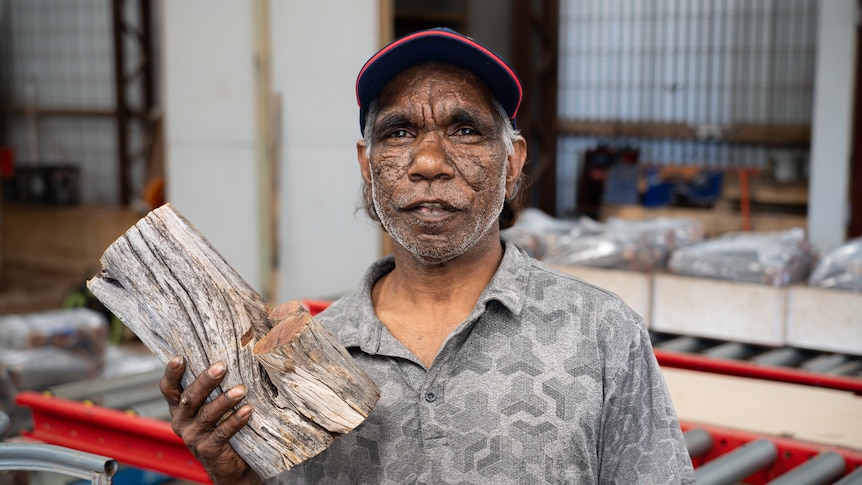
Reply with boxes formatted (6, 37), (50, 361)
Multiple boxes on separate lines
(600, 169), (809, 238)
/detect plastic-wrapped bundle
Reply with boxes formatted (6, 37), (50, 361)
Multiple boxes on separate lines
(503, 209), (647, 268)
(505, 209), (704, 271)
(668, 227), (815, 286)
(541, 230), (659, 270)
(503, 208), (604, 259)
(0, 347), (103, 390)
(605, 217), (704, 267)
(538, 216), (703, 271)
(0, 308), (108, 394)
(808, 237), (862, 292)
(0, 308), (108, 359)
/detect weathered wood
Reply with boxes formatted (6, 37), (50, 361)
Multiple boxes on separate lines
(254, 301), (379, 434)
(86, 204), (379, 479)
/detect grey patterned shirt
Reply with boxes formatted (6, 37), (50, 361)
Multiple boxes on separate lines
(274, 241), (695, 484)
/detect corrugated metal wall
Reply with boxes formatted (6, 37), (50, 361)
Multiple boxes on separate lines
(556, 0), (818, 216)
(0, 0), (147, 205)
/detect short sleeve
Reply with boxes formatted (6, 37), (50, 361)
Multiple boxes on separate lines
(597, 311), (696, 484)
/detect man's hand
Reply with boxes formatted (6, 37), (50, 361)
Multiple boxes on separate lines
(160, 356), (264, 485)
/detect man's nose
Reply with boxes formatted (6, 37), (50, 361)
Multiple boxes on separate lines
(408, 132), (455, 181)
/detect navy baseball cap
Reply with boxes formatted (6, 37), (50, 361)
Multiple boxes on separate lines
(355, 27), (522, 135)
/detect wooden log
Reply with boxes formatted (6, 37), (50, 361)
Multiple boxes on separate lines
(86, 204), (379, 479)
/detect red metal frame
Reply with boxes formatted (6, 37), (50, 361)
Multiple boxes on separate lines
(16, 391), (212, 484)
(655, 349), (862, 394)
(16, 390), (862, 484)
(300, 299), (331, 316)
(13, 299), (862, 482)
(681, 421), (862, 483)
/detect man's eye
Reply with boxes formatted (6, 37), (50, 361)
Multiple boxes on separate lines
(455, 127), (478, 136)
(389, 129), (410, 138)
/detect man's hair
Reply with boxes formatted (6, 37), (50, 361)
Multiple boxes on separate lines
(360, 98), (527, 231)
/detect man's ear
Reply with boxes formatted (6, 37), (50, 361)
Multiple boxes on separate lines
(505, 137), (527, 198)
(357, 140), (372, 185)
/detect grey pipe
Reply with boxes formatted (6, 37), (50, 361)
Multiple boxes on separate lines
(694, 439), (777, 485)
(751, 348), (811, 367)
(0, 411), (9, 438)
(766, 451), (846, 485)
(834, 466), (862, 484)
(827, 360), (862, 376)
(655, 336), (708, 353)
(702, 342), (756, 360)
(98, 386), (165, 410)
(47, 368), (163, 401)
(683, 428), (713, 458)
(800, 354), (849, 373)
(128, 398), (172, 420)
(0, 443), (117, 485)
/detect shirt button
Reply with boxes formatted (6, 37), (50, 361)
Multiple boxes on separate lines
(425, 391), (437, 402)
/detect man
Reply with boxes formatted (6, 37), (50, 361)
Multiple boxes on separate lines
(160, 28), (696, 484)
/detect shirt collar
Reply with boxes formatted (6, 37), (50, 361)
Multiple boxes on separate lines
(330, 239), (529, 352)
(476, 239), (528, 316)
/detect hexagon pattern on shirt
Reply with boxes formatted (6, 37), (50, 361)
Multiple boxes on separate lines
(274, 242), (695, 484)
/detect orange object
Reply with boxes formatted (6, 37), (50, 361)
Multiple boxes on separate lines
(142, 176), (165, 209)
(738, 169), (758, 232)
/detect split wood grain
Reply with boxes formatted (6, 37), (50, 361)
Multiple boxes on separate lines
(86, 204), (379, 480)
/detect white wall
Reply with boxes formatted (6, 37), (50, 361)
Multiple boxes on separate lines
(163, 1), (380, 302)
(808, 0), (857, 253)
(271, 1), (381, 301)
(163, 1), (261, 287)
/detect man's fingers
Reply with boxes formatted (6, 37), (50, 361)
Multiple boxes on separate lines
(210, 403), (253, 444)
(190, 404), (255, 483)
(159, 355), (185, 408)
(174, 361), (227, 421)
(183, 384), (249, 437)
(157, 358), (256, 483)
(181, 394), (252, 467)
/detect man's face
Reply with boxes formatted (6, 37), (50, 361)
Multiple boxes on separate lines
(358, 63), (521, 265)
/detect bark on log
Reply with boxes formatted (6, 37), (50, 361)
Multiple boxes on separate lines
(86, 204), (379, 479)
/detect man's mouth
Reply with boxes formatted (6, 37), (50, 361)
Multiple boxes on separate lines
(404, 199), (458, 211)
(403, 201), (459, 223)
(416, 202), (451, 212)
